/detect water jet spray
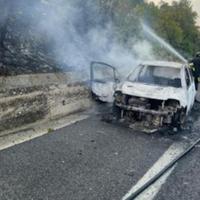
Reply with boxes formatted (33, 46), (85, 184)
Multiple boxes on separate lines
(142, 23), (187, 63)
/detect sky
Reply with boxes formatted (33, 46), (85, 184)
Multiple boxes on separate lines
(149, 0), (200, 25)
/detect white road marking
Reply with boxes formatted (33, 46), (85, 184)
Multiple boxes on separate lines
(132, 165), (176, 200)
(0, 114), (88, 151)
(122, 142), (186, 200)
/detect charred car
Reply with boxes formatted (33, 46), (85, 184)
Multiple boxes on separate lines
(90, 61), (196, 130)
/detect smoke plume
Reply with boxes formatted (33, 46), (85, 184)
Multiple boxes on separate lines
(0, 0), (184, 77)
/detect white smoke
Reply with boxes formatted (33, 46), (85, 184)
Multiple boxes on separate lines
(1, 0), (181, 78)
(30, 0), (157, 77)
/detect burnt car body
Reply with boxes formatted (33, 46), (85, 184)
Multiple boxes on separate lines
(90, 61), (196, 130)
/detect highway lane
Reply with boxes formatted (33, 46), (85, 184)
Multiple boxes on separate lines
(0, 104), (200, 200)
(0, 115), (174, 200)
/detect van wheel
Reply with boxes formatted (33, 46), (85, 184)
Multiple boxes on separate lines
(173, 109), (186, 129)
(179, 110), (186, 125)
(113, 103), (121, 120)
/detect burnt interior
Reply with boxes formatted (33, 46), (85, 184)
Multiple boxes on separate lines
(114, 93), (182, 127)
(118, 94), (164, 110)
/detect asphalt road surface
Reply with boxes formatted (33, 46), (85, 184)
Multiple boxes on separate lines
(0, 105), (200, 200)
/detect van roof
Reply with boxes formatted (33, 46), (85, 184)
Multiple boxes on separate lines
(139, 61), (185, 69)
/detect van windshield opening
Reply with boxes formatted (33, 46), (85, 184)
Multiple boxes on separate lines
(128, 65), (182, 88)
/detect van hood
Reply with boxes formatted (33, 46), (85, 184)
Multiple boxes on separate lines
(118, 81), (187, 106)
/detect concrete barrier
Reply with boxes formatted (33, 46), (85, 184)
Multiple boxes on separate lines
(0, 73), (91, 135)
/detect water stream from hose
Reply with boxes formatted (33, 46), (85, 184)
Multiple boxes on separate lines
(142, 23), (187, 63)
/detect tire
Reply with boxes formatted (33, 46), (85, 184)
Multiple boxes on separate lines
(113, 102), (121, 120)
(179, 110), (187, 125)
(172, 108), (186, 129)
